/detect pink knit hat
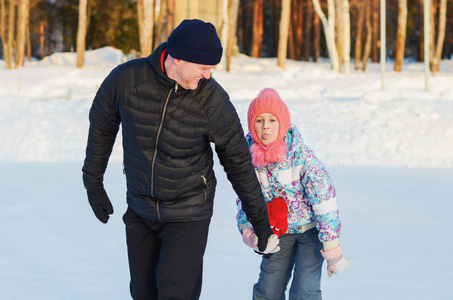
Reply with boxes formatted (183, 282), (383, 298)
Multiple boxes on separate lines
(247, 88), (291, 145)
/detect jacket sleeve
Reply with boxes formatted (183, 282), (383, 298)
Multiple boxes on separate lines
(205, 86), (269, 227)
(82, 69), (122, 183)
(236, 197), (253, 234)
(300, 144), (341, 242)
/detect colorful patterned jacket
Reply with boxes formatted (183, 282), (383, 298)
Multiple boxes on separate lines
(236, 124), (341, 243)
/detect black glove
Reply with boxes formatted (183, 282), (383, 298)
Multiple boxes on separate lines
(253, 222), (277, 252)
(83, 178), (114, 223)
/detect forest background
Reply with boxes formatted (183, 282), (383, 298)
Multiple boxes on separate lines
(1, 0), (452, 73)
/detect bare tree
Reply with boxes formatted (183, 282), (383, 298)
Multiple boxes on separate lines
(354, 0), (365, 70)
(251, 0), (263, 58)
(362, 0), (372, 71)
(394, 0), (407, 72)
(342, 0), (350, 74)
(167, 0), (175, 34)
(431, 0), (447, 74)
(304, 0), (313, 61)
(16, 0), (29, 68)
(335, 0), (344, 70)
(288, 0), (303, 60)
(153, 0), (167, 50)
(0, 0), (11, 68)
(371, 0), (379, 62)
(313, 8), (320, 62)
(7, 0), (15, 69)
(76, 0), (88, 68)
(312, 0), (340, 72)
(226, 0), (239, 72)
(138, 0), (154, 57)
(277, 0), (291, 68)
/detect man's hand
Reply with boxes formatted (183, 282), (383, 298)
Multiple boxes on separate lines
(252, 222), (280, 255)
(83, 178), (114, 223)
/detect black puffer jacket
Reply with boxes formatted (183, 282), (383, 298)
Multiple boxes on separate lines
(83, 43), (267, 224)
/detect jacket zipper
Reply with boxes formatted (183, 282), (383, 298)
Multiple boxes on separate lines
(200, 175), (207, 203)
(152, 83), (177, 221)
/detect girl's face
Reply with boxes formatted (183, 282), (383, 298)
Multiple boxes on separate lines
(254, 113), (279, 145)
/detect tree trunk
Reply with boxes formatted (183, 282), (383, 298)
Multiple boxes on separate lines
(0, 0), (11, 68)
(394, 0), (407, 72)
(418, 0), (424, 61)
(226, 0), (239, 72)
(354, 0), (365, 70)
(251, 0), (263, 58)
(362, 0), (372, 71)
(304, 0), (312, 61)
(16, 0), (29, 68)
(432, 0), (447, 74)
(342, 0), (350, 74)
(277, 0), (291, 68)
(335, 0), (344, 71)
(76, 0), (88, 68)
(26, 15), (31, 62)
(313, 8), (319, 62)
(371, 0), (379, 62)
(39, 20), (45, 59)
(7, 0), (15, 69)
(288, 0), (302, 60)
(139, 0), (154, 57)
(312, 0), (339, 72)
(429, 0), (435, 70)
(167, 0), (175, 35)
(153, 0), (167, 50)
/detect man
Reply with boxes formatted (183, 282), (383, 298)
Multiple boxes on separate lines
(82, 19), (279, 300)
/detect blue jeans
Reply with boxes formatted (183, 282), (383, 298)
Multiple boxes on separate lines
(253, 228), (324, 300)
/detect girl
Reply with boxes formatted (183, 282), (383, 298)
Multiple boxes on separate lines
(236, 88), (349, 300)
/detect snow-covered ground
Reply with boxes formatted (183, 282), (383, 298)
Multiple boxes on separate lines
(1, 47), (452, 299)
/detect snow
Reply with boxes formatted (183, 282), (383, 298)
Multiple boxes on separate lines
(0, 47), (452, 299)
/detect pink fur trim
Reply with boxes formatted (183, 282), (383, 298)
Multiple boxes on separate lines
(250, 140), (288, 167)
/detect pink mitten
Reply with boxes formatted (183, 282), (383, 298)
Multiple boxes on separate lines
(320, 245), (350, 277)
(242, 227), (258, 249)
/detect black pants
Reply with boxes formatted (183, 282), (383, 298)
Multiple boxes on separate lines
(123, 207), (211, 300)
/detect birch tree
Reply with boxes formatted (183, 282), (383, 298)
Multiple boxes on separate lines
(76, 0), (88, 68)
(312, 0), (339, 72)
(394, 0), (407, 72)
(431, 0), (447, 74)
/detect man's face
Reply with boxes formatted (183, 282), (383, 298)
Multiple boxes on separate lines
(174, 60), (215, 90)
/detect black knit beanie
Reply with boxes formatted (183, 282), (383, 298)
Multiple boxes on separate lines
(167, 19), (223, 65)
